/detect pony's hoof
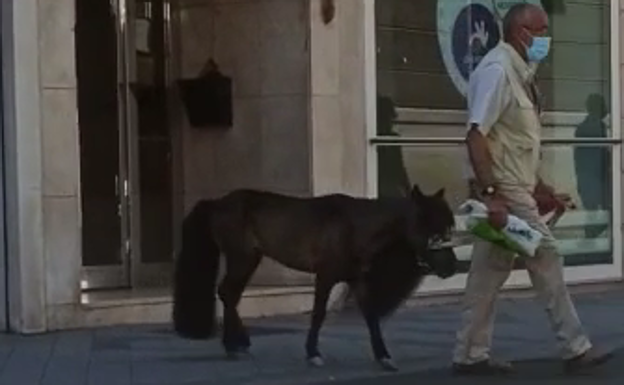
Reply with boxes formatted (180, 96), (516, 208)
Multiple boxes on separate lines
(378, 357), (399, 372)
(308, 356), (325, 368)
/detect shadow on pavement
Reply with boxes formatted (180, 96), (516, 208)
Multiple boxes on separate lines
(313, 348), (623, 385)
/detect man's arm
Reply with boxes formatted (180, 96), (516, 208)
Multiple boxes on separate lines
(465, 64), (510, 229)
(465, 64), (509, 194)
(466, 125), (497, 192)
(466, 126), (508, 229)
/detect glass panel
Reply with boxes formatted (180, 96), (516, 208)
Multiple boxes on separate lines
(541, 144), (613, 266)
(76, 0), (124, 267)
(538, 0), (611, 113)
(132, 0), (174, 264)
(376, 144), (614, 272)
(373, 1), (616, 273)
(375, 0), (463, 110)
(375, 0), (613, 132)
(138, 138), (174, 264)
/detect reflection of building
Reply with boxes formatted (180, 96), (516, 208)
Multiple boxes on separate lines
(0, 0), (621, 334)
(377, 96), (410, 198)
(375, 0), (621, 284)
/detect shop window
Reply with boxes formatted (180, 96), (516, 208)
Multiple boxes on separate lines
(375, 0), (611, 112)
(373, 0), (618, 272)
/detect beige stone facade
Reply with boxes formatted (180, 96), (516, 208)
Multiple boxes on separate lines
(0, 0), (370, 333)
(0, 0), (622, 334)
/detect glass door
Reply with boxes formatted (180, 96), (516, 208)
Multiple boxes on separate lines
(126, 0), (176, 287)
(77, 0), (176, 290)
(77, 0), (131, 290)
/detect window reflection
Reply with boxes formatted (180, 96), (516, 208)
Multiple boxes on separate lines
(374, 0), (615, 269)
(376, 144), (614, 269)
(375, 0), (611, 114)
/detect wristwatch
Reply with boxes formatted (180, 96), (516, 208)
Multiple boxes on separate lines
(482, 185), (497, 197)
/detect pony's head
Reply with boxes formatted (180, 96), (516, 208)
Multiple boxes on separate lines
(410, 184), (458, 279)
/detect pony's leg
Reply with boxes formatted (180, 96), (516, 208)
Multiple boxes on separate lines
(352, 282), (398, 372)
(218, 250), (261, 358)
(363, 312), (398, 371)
(305, 277), (335, 367)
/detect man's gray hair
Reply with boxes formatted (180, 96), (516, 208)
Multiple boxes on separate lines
(502, 2), (533, 39)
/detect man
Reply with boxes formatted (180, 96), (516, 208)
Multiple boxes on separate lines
(377, 95), (411, 198)
(574, 93), (611, 238)
(452, 3), (613, 375)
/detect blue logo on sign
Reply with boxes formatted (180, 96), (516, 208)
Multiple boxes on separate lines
(452, 4), (501, 81)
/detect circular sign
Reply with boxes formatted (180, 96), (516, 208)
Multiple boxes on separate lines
(437, 0), (542, 97)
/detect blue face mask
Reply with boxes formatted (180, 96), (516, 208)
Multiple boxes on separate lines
(526, 36), (551, 63)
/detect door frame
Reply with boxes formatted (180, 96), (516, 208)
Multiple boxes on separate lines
(0, 0), (9, 330)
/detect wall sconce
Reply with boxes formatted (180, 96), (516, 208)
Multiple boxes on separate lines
(177, 59), (233, 130)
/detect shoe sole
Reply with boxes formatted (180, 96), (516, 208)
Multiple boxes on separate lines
(564, 352), (614, 374)
(452, 369), (515, 377)
(451, 365), (515, 376)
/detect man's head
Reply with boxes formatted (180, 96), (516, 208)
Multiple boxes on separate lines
(503, 3), (550, 63)
(586, 93), (608, 119)
(377, 95), (398, 134)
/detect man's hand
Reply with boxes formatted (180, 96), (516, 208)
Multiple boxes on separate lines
(555, 193), (574, 207)
(484, 195), (508, 230)
(535, 179), (555, 196)
(534, 181), (575, 216)
(465, 127), (508, 229)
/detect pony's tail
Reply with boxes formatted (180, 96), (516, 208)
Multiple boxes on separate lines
(173, 199), (220, 339)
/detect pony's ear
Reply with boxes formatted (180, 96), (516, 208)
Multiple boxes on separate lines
(411, 184), (425, 201)
(434, 188), (445, 199)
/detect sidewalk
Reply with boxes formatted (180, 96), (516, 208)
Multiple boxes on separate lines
(1, 289), (624, 385)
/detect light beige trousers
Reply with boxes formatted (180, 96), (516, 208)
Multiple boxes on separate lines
(453, 187), (592, 364)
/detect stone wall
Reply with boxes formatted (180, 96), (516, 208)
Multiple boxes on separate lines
(176, 0), (313, 285)
(3, 0), (81, 332)
(309, 0), (370, 196)
(177, 0), (312, 205)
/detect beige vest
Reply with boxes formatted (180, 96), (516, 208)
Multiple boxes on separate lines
(482, 43), (542, 191)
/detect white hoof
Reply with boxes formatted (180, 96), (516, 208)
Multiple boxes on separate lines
(308, 356), (325, 368)
(378, 357), (399, 372)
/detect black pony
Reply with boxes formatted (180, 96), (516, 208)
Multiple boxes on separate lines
(172, 185), (458, 371)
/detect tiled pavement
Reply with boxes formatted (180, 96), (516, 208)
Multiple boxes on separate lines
(1, 290), (624, 385)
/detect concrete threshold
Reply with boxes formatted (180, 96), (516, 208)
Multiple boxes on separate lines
(68, 280), (624, 331)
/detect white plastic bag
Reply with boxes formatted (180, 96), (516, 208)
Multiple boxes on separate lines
(459, 199), (544, 258)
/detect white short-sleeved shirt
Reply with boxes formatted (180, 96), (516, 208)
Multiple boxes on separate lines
(467, 63), (513, 136)
(462, 63), (513, 180)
